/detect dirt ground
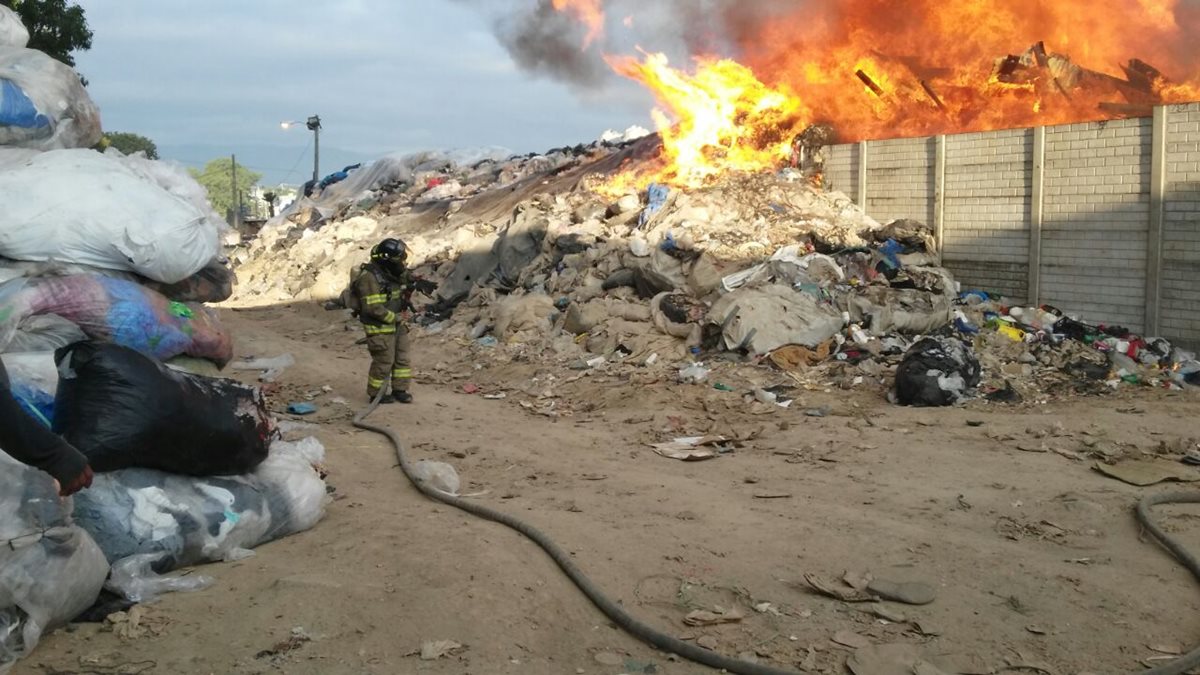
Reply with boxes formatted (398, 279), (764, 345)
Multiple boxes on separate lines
(14, 303), (1200, 675)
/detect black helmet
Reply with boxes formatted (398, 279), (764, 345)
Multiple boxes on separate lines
(372, 238), (408, 262)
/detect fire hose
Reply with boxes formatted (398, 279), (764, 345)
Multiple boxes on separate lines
(353, 393), (1200, 675)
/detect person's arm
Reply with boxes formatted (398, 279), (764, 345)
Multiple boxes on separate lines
(0, 362), (93, 495)
(354, 271), (397, 325)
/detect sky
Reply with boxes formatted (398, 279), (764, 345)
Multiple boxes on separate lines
(71, 0), (656, 185)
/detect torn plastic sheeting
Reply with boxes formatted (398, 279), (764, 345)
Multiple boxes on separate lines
(710, 284), (845, 355)
(105, 552), (214, 603)
(845, 285), (953, 336)
(721, 247), (844, 292)
(1, 351), (56, 427)
(0, 47), (100, 150)
(231, 353), (296, 382)
(0, 149), (220, 283)
(0, 275), (233, 366)
(72, 437), (328, 570)
(0, 452), (108, 672)
(271, 147), (513, 228)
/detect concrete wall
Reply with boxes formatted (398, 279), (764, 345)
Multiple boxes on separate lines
(944, 128), (1033, 301)
(1163, 104), (1200, 348)
(1042, 118), (1152, 331)
(823, 103), (1200, 347)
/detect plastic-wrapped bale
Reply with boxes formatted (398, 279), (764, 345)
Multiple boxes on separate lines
(0, 351), (56, 427)
(0, 149), (220, 282)
(0, 452), (108, 673)
(104, 149), (226, 229)
(0, 275), (233, 366)
(54, 342), (274, 476)
(0, 255), (235, 305)
(0, 47), (101, 150)
(72, 437), (328, 569)
(894, 335), (981, 407)
(0, 6), (28, 48)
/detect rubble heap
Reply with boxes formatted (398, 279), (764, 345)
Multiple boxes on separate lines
(233, 132), (1199, 408)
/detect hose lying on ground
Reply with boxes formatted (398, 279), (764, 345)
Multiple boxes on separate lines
(354, 393), (1200, 675)
(1134, 492), (1200, 675)
(352, 392), (800, 675)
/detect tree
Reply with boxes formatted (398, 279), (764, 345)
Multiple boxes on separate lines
(1, 0), (92, 67)
(97, 132), (158, 159)
(189, 158), (262, 224)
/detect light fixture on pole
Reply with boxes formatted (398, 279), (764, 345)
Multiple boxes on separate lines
(280, 114), (322, 186)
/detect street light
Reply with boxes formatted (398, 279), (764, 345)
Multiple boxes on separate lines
(280, 114), (322, 187)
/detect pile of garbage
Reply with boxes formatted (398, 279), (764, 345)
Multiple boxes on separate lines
(230, 116), (1198, 410)
(0, 9), (327, 672)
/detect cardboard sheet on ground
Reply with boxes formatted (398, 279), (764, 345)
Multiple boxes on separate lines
(650, 436), (729, 461)
(1093, 459), (1200, 486)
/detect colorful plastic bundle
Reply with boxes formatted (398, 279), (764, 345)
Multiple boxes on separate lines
(0, 275), (233, 367)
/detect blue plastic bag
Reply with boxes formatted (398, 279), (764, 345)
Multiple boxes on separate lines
(0, 78), (49, 130)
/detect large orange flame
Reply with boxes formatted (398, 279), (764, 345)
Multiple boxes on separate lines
(552, 0), (1200, 191)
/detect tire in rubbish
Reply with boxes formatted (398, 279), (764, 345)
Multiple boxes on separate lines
(53, 341), (274, 476)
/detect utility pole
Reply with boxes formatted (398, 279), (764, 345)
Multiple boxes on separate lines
(230, 153), (238, 228)
(306, 115), (322, 186)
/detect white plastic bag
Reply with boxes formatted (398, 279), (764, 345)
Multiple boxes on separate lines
(0, 7), (29, 48)
(105, 149), (227, 232)
(0, 150), (221, 283)
(72, 438), (329, 568)
(0, 47), (100, 150)
(0, 452), (108, 673)
(105, 553), (214, 604)
(411, 460), (461, 495)
(231, 353), (296, 382)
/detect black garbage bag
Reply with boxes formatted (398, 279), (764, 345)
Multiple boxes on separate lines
(894, 335), (981, 407)
(53, 342), (275, 476)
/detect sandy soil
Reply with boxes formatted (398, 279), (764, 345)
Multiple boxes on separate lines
(14, 303), (1200, 675)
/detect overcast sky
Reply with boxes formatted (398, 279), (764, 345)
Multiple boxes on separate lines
(71, 0), (655, 184)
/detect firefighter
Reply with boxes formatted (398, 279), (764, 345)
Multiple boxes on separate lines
(353, 238), (419, 403)
(0, 359), (93, 495)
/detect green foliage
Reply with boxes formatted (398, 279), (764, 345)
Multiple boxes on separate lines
(189, 158), (263, 221)
(98, 132), (158, 159)
(1, 0), (93, 67)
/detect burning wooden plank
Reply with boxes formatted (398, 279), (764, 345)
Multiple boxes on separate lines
(919, 79), (948, 111)
(1121, 59), (1165, 93)
(855, 69), (885, 98)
